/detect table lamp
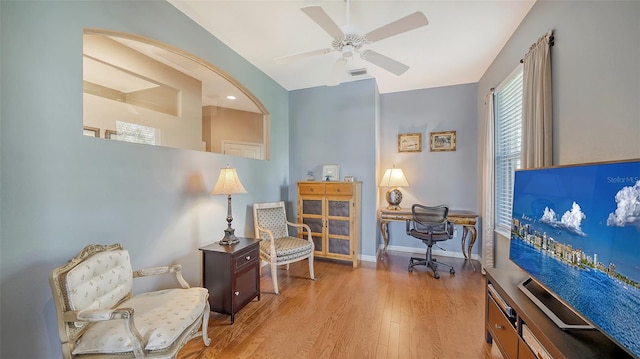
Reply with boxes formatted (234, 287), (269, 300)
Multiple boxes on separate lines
(210, 165), (247, 245)
(379, 166), (409, 210)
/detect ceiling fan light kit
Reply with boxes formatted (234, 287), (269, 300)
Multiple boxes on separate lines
(278, 1), (429, 86)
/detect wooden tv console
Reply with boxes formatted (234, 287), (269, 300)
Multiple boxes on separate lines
(485, 268), (632, 359)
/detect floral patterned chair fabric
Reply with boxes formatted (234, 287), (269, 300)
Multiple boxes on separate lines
(253, 201), (315, 294)
(49, 243), (211, 358)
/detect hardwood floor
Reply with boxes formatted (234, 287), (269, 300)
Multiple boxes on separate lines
(180, 251), (504, 359)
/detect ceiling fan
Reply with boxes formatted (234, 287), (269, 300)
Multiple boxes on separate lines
(276, 0), (429, 86)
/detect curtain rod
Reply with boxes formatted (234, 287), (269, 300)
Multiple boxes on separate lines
(520, 35), (554, 63)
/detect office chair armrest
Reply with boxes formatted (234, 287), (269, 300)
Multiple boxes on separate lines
(405, 219), (412, 235)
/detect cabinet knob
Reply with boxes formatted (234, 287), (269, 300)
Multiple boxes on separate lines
(246, 255), (251, 260)
(234, 291), (239, 296)
(310, 188), (314, 192)
(337, 189), (341, 192)
(495, 324), (504, 330)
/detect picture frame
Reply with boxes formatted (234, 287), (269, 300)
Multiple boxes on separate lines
(430, 131), (456, 152)
(397, 133), (422, 153)
(83, 126), (100, 138)
(322, 164), (339, 181)
(105, 129), (118, 140)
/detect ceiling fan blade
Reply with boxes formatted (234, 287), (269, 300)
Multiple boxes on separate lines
(365, 11), (428, 43)
(275, 48), (333, 63)
(360, 50), (409, 76)
(327, 57), (347, 86)
(301, 6), (344, 39)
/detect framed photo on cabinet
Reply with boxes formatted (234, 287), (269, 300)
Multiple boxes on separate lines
(398, 133), (422, 153)
(430, 131), (456, 152)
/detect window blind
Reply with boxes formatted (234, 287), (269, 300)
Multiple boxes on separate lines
(494, 68), (523, 232)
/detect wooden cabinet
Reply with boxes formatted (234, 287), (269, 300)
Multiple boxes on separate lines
(200, 238), (260, 324)
(485, 268), (631, 359)
(297, 181), (361, 268)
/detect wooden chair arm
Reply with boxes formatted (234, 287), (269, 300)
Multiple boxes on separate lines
(66, 308), (145, 358)
(287, 221), (312, 241)
(133, 264), (190, 289)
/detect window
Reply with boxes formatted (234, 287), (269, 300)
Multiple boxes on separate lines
(115, 121), (160, 145)
(494, 66), (523, 233)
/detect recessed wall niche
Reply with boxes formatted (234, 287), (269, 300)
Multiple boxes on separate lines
(82, 29), (270, 160)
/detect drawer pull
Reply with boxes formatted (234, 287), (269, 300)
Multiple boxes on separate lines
(310, 188), (314, 192)
(234, 291), (239, 296)
(246, 255), (251, 260)
(495, 324), (504, 330)
(337, 189), (341, 192)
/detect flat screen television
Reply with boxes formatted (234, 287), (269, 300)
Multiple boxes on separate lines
(509, 159), (640, 358)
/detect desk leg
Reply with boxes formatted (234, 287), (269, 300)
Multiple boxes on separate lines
(380, 220), (390, 254)
(461, 226), (469, 259)
(460, 224), (477, 271)
(466, 225), (477, 262)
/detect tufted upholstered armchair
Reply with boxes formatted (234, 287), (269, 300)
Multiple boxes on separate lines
(49, 243), (210, 358)
(253, 201), (315, 294)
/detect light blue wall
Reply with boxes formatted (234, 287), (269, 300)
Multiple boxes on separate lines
(478, 0), (640, 269)
(289, 79), (379, 258)
(379, 83), (479, 255)
(0, 1), (289, 357)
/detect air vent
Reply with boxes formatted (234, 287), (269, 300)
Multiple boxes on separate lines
(349, 68), (368, 77)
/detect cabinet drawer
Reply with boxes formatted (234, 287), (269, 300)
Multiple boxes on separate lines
(299, 183), (324, 195)
(488, 296), (518, 359)
(234, 246), (259, 271)
(325, 183), (352, 196)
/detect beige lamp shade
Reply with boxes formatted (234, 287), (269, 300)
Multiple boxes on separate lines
(379, 168), (409, 188)
(210, 167), (247, 195)
(210, 165), (247, 245)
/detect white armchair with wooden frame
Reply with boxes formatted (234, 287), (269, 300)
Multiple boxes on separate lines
(49, 243), (211, 358)
(253, 201), (315, 294)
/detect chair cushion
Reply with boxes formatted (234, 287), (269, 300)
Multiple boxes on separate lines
(72, 287), (208, 354)
(65, 249), (133, 328)
(260, 236), (313, 262)
(255, 206), (289, 240)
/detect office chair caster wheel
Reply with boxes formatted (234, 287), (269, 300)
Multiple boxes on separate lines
(450, 268), (455, 274)
(434, 272), (440, 279)
(408, 267), (413, 273)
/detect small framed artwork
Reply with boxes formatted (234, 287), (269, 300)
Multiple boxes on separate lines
(430, 131), (456, 152)
(83, 126), (100, 137)
(322, 164), (340, 181)
(398, 133), (422, 153)
(105, 130), (118, 140)
(344, 176), (354, 182)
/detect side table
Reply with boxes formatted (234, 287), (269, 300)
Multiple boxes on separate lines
(200, 237), (260, 324)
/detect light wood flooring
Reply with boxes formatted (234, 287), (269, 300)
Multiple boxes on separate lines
(180, 251), (503, 359)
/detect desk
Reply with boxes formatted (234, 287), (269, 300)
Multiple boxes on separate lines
(378, 208), (478, 261)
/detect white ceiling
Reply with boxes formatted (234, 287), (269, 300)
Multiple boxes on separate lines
(169, 0), (536, 94)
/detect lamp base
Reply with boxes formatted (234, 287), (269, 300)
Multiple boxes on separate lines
(218, 227), (240, 245)
(385, 188), (403, 210)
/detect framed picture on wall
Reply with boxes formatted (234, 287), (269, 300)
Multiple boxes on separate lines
(430, 131), (456, 152)
(398, 133), (422, 153)
(83, 126), (100, 138)
(105, 130), (118, 140)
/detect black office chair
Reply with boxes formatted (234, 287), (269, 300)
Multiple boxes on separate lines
(406, 204), (455, 279)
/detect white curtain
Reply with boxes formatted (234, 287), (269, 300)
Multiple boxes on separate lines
(481, 90), (495, 271)
(522, 31), (554, 168)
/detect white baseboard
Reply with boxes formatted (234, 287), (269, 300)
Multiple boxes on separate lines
(363, 244), (481, 263)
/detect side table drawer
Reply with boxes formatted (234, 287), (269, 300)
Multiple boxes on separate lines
(235, 246), (259, 271)
(488, 296), (518, 359)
